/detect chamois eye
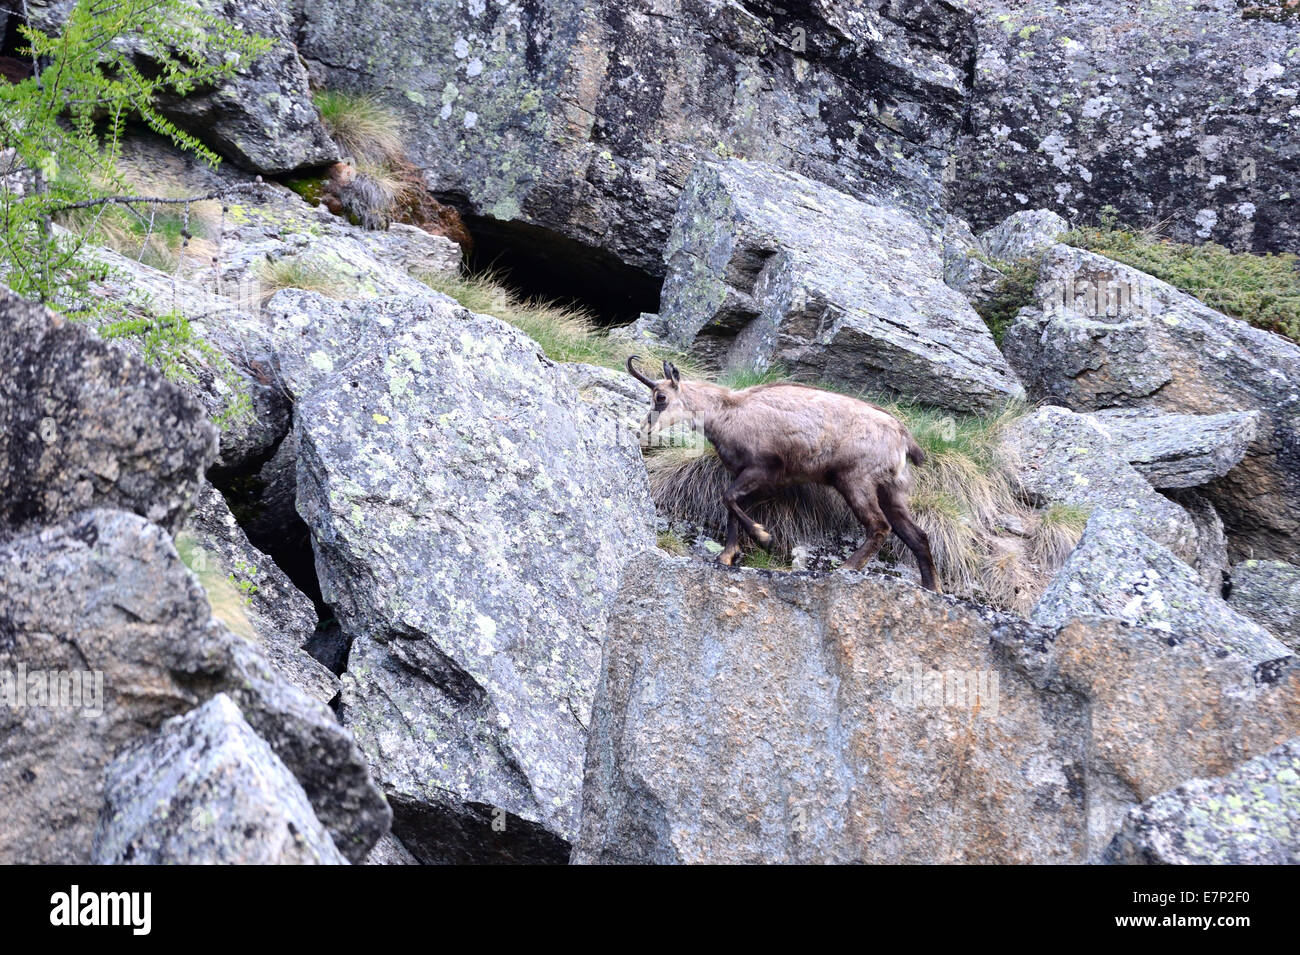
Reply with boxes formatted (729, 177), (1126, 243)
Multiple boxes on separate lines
(655, 393), (668, 408)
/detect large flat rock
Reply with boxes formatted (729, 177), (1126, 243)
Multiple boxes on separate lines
(649, 160), (1024, 412)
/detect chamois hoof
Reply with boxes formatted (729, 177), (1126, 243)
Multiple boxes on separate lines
(752, 525), (772, 549)
(716, 550), (739, 567)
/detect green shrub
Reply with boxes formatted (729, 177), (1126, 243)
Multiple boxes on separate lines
(973, 258), (1041, 346)
(99, 309), (253, 429)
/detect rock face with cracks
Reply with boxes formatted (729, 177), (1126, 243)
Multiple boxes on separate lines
(1105, 737), (1300, 865)
(286, 293), (654, 861)
(1031, 510), (1288, 664)
(182, 482), (338, 704)
(0, 509), (389, 864)
(1091, 408), (1259, 491)
(1003, 406), (1200, 563)
(298, 0), (977, 275)
(1229, 560), (1300, 652)
(576, 553), (1300, 863)
(953, 0), (1300, 254)
(25, 0), (337, 175)
(0, 289), (216, 535)
(647, 159), (1023, 412)
(575, 551), (1091, 864)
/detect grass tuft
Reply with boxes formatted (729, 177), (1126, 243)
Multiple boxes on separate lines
(414, 268), (697, 373)
(313, 89), (405, 167)
(256, 257), (347, 303)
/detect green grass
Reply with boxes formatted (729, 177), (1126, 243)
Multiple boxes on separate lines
(313, 89), (405, 166)
(414, 269), (698, 374)
(1066, 222), (1300, 343)
(656, 530), (689, 556)
(972, 258), (1040, 346)
(740, 549), (791, 570)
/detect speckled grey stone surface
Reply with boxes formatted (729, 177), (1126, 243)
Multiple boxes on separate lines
(575, 551), (1088, 864)
(650, 159), (1024, 411)
(1106, 737), (1300, 865)
(297, 0), (976, 274)
(1004, 244), (1300, 561)
(0, 289), (217, 535)
(1230, 559), (1300, 652)
(93, 694), (347, 865)
(183, 481), (338, 704)
(26, 0), (337, 175)
(1031, 509), (1288, 663)
(1092, 407), (1259, 490)
(0, 509), (388, 864)
(978, 209), (1069, 263)
(953, 0), (1300, 254)
(1004, 405), (1200, 561)
(282, 294), (654, 858)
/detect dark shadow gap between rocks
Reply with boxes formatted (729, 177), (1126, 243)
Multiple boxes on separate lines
(461, 212), (663, 325)
(207, 442), (324, 614)
(207, 435), (356, 677)
(388, 796), (572, 865)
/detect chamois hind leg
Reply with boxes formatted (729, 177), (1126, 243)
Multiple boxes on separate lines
(836, 478), (891, 572)
(722, 468), (774, 549)
(878, 484), (940, 593)
(717, 512), (743, 567)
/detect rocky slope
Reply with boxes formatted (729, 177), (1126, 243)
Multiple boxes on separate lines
(2, 0), (1299, 866)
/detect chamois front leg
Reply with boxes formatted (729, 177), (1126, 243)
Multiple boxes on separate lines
(722, 468), (773, 549)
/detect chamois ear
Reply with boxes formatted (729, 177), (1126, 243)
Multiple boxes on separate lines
(664, 360), (681, 386)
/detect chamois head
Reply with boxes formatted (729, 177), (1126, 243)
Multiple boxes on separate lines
(627, 355), (692, 429)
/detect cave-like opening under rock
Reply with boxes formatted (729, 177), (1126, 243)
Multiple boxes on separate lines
(462, 214), (663, 325)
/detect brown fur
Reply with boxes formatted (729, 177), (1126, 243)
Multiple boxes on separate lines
(630, 358), (939, 591)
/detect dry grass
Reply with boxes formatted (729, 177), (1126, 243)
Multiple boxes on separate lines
(176, 533), (256, 642)
(57, 197), (221, 272)
(313, 89), (405, 167)
(256, 257), (347, 303)
(415, 268), (698, 373)
(645, 390), (1081, 614)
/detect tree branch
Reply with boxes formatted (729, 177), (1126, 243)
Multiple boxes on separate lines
(46, 179), (270, 214)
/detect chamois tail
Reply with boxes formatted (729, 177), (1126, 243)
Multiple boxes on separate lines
(906, 437), (925, 467)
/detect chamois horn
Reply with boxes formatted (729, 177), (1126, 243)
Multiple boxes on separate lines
(627, 354), (656, 390)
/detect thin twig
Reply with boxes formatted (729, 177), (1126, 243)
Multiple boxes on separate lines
(48, 180), (268, 213)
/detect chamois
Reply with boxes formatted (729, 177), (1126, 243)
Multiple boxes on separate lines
(629, 356), (939, 592)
